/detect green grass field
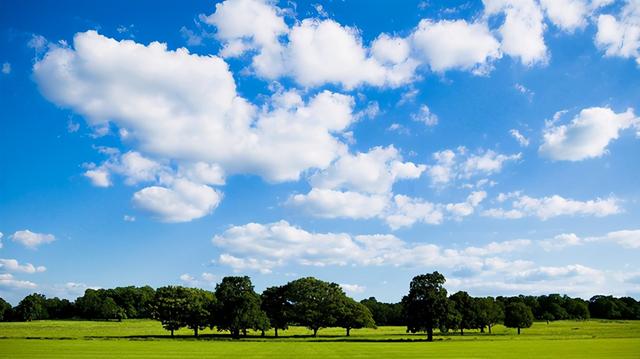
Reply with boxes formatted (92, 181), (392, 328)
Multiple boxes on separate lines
(1, 320), (639, 358)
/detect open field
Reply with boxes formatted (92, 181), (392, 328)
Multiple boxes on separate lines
(0, 320), (639, 358)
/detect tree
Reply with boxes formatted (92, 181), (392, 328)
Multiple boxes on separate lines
(337, 298), (375, 336)
(215, 276), (265, 338)
(15, 293), (48, 321)
(401, 272), (448, 341)
(475, 297), (503, 333)
(261, 286), (289, 337)
(449, 291), (477, 335)
(504, 302), (533, 334)
(183, 288), (216, 337)
(0, 297), (13, 321)
(360, 297), (403, 326)
(285, 277), (345, 337)
(153, 286), (187, 337)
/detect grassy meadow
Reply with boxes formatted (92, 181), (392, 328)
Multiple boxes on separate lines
(0, 319), (639, 358)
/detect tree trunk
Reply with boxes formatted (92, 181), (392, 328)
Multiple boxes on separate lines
(313, 328), (318, 337)
(194, 327), (198, 337)
(261, 329), (265, 337)
(233, 328), (240, 339)
(242, 328), (247, 337)
(426, 327), (433, 342)
(517, 327), (521, 335)
(488, 324), (492, 334)
(480, 326), (485, 333)
(346, 328), (351, 336)
(171, 329), (174, 337)
(275, 328), (278, 337)
(460, 328), (464, 336)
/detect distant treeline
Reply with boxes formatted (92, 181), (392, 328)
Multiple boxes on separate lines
(1, 273), (638, 340)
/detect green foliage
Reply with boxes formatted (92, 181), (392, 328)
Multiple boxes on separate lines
(284, 277), (346, 336)
(474, 297), (503, 333)
(261, 286), (289, 336)
(16, 293), (49, 321)
(448, 291), (477, 335)
(152, 286), (188, 336)
(360, 297), (403, 326)
(215, 276), (266, 338)
(0, 297), (13, 321)
(336, 298), (375, 336)
(401, 271), (448, 341)
(504, 302), (534, 334)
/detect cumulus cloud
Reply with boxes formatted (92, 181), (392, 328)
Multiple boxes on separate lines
(34, 31), (358, 184)
(539, 229), (640, 250)
(289, 189), (389, 220)
(133, 179), (223, 222)
(212, 220), (535, 273)
(1, 62), (10, 74)
(309, 146), (425, 194)
(34, 31), (366, 221)
(0, 273), (37, 289)
(596, 0), (640, 65)
(425, 147), (521, 186)
(411, 19), (501, 74)
(0, 259), (46, 274)
(539, 107), (638, 161)
(10, 230), (55, 249)
(483, 0), (549, 65)
(482, 192), (621, 220)
(411, 105), (439, 126)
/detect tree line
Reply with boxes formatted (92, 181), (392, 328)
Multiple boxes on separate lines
(1, 272), (638, 340)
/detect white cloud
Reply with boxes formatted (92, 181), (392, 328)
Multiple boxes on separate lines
(540, 229), (640, 250)
(540, 0), (613, 33)
(180, 272), (218, 287)
(284, 19), (416, 88)
(514, 264), (603, 282)
(385, 195), (445, 229)
(218, 253), (280, 274)
(84, 167), (111, 187)
(483, 192), (621, 220)
(289, 188), (389, 219)
(411, 105), (439, 126)
(133, 179), (223, 222)
(483, 0), (548, 65)
(539, 107), (638, 161)
(411, 19), (501, 74)
(34, 31), (359, 185)
(596, 0), (640, 65)
(0, 232), (3, 249)
(0, 259), (46, 274)
(0, 273), (37, 289)
(123, 215), (136, 222)
(309, 146), (425, 194)
(510, 129), (530, 146)
(212, 220), (536, 273)
(446, 191), (488, 219)
(340, 283), (366, 294)
(10, 230), (55, 249)
(1, 62), (10, 74)
(426, 148), (521, 187)
(202, 0), (288, 77)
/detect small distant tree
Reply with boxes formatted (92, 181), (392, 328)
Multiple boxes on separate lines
(16, 293), (48, 321)
(475, 297), (503, 333)
(541, 312), (554, 324)
(285, 277), (345, 337)
(504, 302), (534, 334)
(337, 298), (375, 336)
(153, 286), (187, 337)
(261, 286), (289, 337)
(184, 288), (216, 337)
(449, 291), (477, 335)
(215, 276), (265, 338)
(401, 272), (448, 341)
(0, 297), (13, 321)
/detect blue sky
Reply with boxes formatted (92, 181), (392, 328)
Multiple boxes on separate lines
(1, 0), (640, 305)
